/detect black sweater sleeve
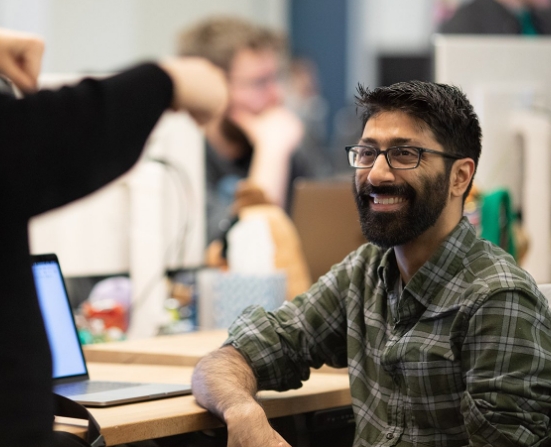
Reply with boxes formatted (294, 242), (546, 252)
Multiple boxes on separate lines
(0, 63), (173, 447)
(0, 62), (173, 218)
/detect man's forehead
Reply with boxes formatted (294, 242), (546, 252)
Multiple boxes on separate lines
(361, 110), (436, 143)
(230, 48), (280, 74)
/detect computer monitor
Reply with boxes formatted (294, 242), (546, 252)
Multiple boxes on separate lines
(433, 35), (551, 282)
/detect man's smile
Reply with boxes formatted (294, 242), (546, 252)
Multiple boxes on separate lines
(370, 194), (407, 211)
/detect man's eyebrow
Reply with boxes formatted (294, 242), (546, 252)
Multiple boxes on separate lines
(358, 137), (413, 146)
(358, 137), (377, 145)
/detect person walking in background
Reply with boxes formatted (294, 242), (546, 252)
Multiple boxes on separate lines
(439, 0), (551, 34)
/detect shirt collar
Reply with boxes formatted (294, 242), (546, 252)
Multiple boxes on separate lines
(407, 216), (476, 309)
(377, 217), (477, 309)
(377, 247), (398, 289)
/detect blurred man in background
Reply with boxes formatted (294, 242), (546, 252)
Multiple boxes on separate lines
(178, 17), (315, 246)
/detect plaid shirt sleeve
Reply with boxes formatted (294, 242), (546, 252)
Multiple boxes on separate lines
(459, 289), (551, 446)
(226, 255), (353, 391)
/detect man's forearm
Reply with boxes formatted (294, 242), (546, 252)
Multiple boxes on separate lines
(191, 345), (259, 420)
(192, 345), (291, 447)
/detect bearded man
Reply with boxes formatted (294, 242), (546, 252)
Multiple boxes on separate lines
(191, 81), (551, 447)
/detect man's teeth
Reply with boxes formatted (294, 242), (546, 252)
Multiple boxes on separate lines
(373, 197), (405, 205)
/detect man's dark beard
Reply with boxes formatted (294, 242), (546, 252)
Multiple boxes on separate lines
(353, 171), (449, 249)
(221, 118), (253, 159)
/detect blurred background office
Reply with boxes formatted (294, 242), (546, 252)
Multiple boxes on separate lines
(4, 0), (551, 338)
(0, 0), (440, 165)
(4, 0), (550, 163)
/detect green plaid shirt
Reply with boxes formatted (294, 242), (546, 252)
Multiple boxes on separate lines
(227, 218), (551, 446)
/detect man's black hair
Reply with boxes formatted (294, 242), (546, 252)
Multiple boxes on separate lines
(355, 80), (482, 199)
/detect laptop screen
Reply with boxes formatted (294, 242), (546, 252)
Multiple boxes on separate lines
(32, 254), (88, 380)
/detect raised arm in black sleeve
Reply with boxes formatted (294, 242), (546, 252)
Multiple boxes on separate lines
(0, 63), (173, 447)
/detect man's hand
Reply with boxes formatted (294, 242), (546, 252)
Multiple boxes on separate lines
(160, 57), (228, 125)
(229, 106), (304, 207)
(192, 346), (289, 446)
(0, 28), (44, 93)
(225, 402), (291, 447)
(230, 106), (304, 157)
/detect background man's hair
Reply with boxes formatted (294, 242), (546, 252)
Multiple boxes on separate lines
(177, 16), (286, 72)
(355, 80), (482, 199)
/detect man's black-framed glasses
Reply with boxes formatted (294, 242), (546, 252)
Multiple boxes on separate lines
(345, 145), (463, 170)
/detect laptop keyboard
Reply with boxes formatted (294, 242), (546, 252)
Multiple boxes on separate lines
(55, 380), (139, 396)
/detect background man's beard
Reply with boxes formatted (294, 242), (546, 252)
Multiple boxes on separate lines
(353, 172), (449, 249)
(221, 118), (253, 158)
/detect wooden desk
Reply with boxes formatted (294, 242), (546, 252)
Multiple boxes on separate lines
(55, 363), (351, 446)
(83, 330), (346, 374)
(83, 330), (228, 366)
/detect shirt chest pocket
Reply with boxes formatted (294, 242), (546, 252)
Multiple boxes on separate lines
(393, 313), (466, 429)
(400, 311), (465, 395)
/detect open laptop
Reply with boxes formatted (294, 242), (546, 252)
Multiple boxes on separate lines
(32, 253), (191, 407)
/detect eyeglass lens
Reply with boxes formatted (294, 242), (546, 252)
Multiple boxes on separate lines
(350, 147), (420, 168)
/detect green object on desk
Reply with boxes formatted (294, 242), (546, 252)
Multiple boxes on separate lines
(78, 328), (94, 345)
(480, 188), (517, 259)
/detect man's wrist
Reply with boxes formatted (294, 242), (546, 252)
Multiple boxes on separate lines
(224, 400), (267, 427)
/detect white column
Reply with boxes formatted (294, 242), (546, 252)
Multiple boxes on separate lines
(511, 109), (551, 283)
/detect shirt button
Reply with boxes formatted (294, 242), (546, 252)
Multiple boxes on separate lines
(386, 433), (394, 440)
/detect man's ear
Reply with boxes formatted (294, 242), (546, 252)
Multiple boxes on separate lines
(450, 158), (475, 198)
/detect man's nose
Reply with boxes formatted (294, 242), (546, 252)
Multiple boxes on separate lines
(367, 152), (395, 186)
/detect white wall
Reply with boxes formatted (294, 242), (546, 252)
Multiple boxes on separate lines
(0, 0), (289, 73)
(366, 0), (436, 54)
(346, 0), (437, 98)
